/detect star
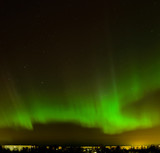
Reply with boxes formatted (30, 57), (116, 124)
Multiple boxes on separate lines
(40, 81), (44, 85)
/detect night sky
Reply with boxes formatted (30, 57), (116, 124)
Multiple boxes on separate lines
(1, 0), (160, 145)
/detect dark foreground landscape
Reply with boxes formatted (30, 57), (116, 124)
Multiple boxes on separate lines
(0, 145), (160, 153)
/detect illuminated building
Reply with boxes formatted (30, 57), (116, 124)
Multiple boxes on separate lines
(2, 145), (34, 151)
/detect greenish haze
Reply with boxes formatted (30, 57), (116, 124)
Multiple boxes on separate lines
(1, 51), (160, 134)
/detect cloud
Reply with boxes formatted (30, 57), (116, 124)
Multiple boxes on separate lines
(121, 88), (160, 124)
(1, 122), (160, 145)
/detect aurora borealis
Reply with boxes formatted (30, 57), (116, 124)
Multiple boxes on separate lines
(1, 0), (160, 145)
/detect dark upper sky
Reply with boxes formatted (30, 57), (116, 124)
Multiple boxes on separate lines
(1, 0), (160, 145)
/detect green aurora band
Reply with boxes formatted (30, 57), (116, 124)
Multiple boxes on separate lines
(1, 53), (160, 135)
